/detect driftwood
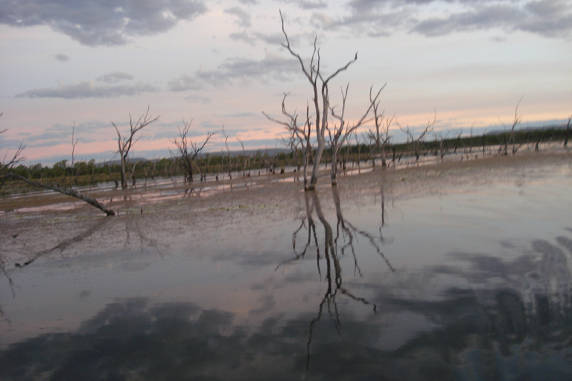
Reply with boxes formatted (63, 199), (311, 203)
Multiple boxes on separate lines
(6, 174), (116, 216)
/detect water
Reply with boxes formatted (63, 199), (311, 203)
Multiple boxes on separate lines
(1, 157), (572, 380)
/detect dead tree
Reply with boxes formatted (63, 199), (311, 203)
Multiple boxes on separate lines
(263, 94), (313, 189)
(172, 120), (214, 183)
(564, 115), (571, 148)
(221, 126), (232, 182)
(278, 10), (360, 190)
(367, 89), (393, 168)
(503, 99), (522, 156)
(328, 84), (383, 185)
(399, 113), (436, 162)
(112, 107), (158, 189)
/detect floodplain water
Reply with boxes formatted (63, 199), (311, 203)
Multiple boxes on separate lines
(1, 155), (572, 380)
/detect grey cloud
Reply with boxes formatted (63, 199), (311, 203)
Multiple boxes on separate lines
(0, 0), (207, 46)
(412, 1), (572, 38)
(230, 31), (284, 46)
(96, 72), (134, 83)
(185, 94), (211, 104)
(224, 6), (251, 27)
(168, 55), (298, 91)
(17, 81), (157, 99)
(315, 0), (572, 39)
(16, 121), (111, 147)
(168, 75), (202, 92)
(54, 53), (69, 62)
(197, 55), (298, 84)
(297, 0), (328, 9)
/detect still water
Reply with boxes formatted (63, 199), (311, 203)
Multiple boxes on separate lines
(1, 162), (572, 380)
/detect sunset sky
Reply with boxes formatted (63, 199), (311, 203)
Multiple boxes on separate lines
(1, 0), (571, 164)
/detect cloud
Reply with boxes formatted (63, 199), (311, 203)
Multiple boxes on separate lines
(224, 6), (251, 27)
(17, 81), (157, 99)
(54, 53), (69, 62)
(197, 55), (299, 84)
(168, 75), (202, 92)
(312, 0), (572, 39)
(96, 72), (134, 83)
(168, 54), (298, 92)
(0, 0), (207, 46)
(238, 0), (258, 4)
(229, 30), (299, 46)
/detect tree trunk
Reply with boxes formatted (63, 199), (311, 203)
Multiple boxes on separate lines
(8, 174), (116, 216)
(120, 155), (128, 190)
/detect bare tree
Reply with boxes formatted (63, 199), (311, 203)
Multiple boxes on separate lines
(398, 112), (436, 162)
(0, 130), (24, 180)
(367, 89), (393, 168)
(172, 120), (214, 183)
(564, 115), (571, 148)
(221, 126), (232, 182)
(1, 123), (115, 215)
(278, 10), (361, 190)
(263, 94), (313, 188)
(502, 99), (522, 156)
(328, 84), (383, 185)
(112, 107), (158, 190)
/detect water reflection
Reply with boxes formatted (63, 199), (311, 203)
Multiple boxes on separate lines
(2, 184), (572, 379)
(282, 188), (395, 370)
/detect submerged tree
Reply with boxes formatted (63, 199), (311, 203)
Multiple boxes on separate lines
(172, 120), (214, 183)
(275, 10), (374, 190)
(328, 84), (383, 185)
(112, 107), (158, 190)
(263, 93), (313, 188)
(367, 88), (393, 168)
(398, 112), (436, 162)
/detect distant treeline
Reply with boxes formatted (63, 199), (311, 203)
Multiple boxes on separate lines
(2, 125), (569, 192)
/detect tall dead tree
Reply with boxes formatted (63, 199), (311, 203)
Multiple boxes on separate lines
(278, 10), (360, 190)
(367, 88), (393, 168)
(328, 84), (383, 185)
(172, 120), (214, 183)
(398, 113), (436, 162)
(263, 93), (313, 188)
(112, 107), (158, 190)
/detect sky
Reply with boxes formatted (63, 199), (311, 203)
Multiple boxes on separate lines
(0, 0), (571, 164)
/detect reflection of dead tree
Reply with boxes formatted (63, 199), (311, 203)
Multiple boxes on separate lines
(112, 107), (158, 190)
(278, 10), (362, 190)
(14, 217), (111, 268)
(264, 94), (313, 189)
(172, 120), (214, 183)
(331, 186), (394, 273)
(367, 89), (393, 168)
(398, 112), (436, 162)
(328, 84), (383, 185)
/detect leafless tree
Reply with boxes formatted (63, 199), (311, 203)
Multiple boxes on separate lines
(398, 112), (436, 162)
(112, 107), (158, 190)
(172, 120), (214, 183)
(564, 115), (571, 148)
(221, 126), (233, 182)
(278, 10), (363, 190)
(328, 84), (383, 185)
(264, 94), (313, 188)
(503, 99), (522, 156)
(367, 88), (393, 168)
(0, 134), (24, 180)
